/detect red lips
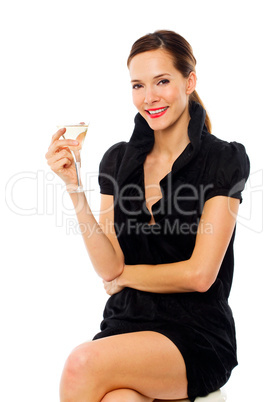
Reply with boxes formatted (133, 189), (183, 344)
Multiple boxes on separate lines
(145, 106), (169, 119)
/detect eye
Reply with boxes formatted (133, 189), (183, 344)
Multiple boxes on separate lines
(132, 83), (143, 90)
(157, 79), (170, 85)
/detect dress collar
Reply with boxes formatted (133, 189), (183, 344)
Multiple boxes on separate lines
(117, 101), (207, 187)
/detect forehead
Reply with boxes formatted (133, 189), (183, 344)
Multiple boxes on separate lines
(129, 49), (178, 79)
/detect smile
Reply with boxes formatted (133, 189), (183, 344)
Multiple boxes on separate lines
(145, 107), (169, 118)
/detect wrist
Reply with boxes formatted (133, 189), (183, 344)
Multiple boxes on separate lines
(65, 182), (83, 193)
(117, 265), (130, 288)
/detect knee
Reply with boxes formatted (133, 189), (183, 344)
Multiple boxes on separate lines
(101, 392), (118, 402)
(63, 341), (101, 378)
(60, 341), (101, 394)
(101, 389), (150, 402)
(102, 391), (126, 402)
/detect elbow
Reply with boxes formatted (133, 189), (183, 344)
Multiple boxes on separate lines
(192, 269), (216, 293)
(195, 278), (213, 293)
(187, 255), (219, 293)
(101, 262), (125, 282)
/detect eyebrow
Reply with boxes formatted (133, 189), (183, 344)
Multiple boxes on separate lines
(130, 73), (171, 83)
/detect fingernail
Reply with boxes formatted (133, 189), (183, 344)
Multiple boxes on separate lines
(72, 140), (79, 145)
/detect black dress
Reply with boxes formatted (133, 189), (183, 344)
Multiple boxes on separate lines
(93, 101), (250, 401)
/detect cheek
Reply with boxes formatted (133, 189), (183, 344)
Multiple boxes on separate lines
(132, 91), (144, 109)
(167, 88), (187, 110)
(166, 87), (182, 102)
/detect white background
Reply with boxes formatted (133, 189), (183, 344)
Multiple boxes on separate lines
(1, 1), (267, 401)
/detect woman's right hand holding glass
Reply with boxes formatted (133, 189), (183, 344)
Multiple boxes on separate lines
(45, 128), (80, 189)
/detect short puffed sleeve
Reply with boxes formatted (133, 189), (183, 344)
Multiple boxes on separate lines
(204, 141), (250, 203)
(98, 141), (127, 195)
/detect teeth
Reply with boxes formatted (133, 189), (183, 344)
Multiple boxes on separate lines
(148, 107), (168, 115)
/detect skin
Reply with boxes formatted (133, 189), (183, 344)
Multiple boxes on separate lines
(46, 49), (240, 402)
(129, 49), (195, 146)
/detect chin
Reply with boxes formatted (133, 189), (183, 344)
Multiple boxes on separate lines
(146, 118), (170, 132)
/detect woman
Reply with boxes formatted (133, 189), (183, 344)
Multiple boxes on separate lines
(46, 30), (250, 402)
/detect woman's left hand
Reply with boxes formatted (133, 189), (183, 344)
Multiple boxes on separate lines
(103, 276), (125, 296)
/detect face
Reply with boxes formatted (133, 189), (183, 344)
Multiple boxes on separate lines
(129, 49), (196, 132)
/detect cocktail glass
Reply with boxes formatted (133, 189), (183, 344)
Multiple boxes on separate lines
(57, 122), (89, 193)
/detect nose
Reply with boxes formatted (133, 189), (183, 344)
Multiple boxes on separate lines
(144, 86), (160, 105)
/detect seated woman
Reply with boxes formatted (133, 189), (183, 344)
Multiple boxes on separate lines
(46, 30), (250, 402)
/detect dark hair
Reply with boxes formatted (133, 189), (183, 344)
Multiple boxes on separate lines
(127, 30), (212, 133)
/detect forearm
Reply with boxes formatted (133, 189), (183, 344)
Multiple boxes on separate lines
(107, 197), (238, 295)
(69, 192), (124, 280)
(118, 261), (202, 294)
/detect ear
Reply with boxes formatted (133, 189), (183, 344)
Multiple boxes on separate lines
(186, 71), (197, 95)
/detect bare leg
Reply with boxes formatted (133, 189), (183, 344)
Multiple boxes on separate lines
(101, 389), (188, 402)
(102, 389), (189, 402)
(101, 388), (154, 402)
(60, 331), (188, 402)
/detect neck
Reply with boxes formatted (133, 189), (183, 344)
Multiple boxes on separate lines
(152, 105), (191, 159)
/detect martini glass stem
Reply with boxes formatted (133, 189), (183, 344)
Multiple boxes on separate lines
(71, 150), (83, 190)
(75, 161), (82, 187)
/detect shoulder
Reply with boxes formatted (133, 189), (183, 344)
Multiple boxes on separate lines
(99, 141), (128, 173)
(202, 133), (250, 203)
(100, 141), (127, 164)
(98, 141), (127, 195)
(203, 133), (250, 173)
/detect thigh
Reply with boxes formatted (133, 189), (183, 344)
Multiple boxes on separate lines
(76, 331), (188, 400)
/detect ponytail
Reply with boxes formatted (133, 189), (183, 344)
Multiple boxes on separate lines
(189, 90), (212, 133)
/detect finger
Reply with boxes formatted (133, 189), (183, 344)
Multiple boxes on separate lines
(50, 127), (66, 145)
(46, 148), (73, 166)
(46, 139), (79, 159)
(76, 131), (87, 144)
(49, 157), (73, 173)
